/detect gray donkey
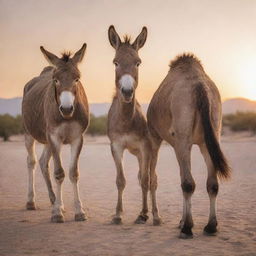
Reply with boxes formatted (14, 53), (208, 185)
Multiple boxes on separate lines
(147, 54), (231, 238)
(107, 26), (162, 225)
(22, 44), (89, 223)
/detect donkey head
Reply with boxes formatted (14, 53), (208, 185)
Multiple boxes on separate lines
(40, 44), (86, 119)
(108, 25), (147, 103)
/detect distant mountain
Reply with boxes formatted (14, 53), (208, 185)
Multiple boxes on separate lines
(1, 97), (256, 117)
(222, 98), (256, 114)
(0, 97), (112, 117)
(0, 97), (22, 116)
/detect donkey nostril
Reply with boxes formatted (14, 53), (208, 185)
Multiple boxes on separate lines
(59, 105), (74, 115)
(121, 88), (133, 97)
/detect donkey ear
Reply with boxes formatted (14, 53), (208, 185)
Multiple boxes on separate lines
(40, 46), (59, 66)
(132, 27), (147, 51)
(108, 25), (121, 49)
(72, 43), (87, 64)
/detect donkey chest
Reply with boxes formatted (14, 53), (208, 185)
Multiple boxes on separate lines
(52, 121), (83, 144)
(117, 134), (144, 153)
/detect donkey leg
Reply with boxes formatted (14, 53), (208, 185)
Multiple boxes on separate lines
(25, 134), (37, 210)
(135, 150), (149, 224)
(111, 142), (125, 224)
(149, 136), (162, 226)
(200, 143), (219, 235)
(69, 136), (86, 222)
(48, 135), (65, 223)
(174, 140), (195, 239)
(39, 145), (55, 205)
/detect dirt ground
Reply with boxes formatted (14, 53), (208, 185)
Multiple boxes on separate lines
(0, 136), (255, 256)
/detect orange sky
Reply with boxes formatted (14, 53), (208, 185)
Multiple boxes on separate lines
(1, 0), (256, 102)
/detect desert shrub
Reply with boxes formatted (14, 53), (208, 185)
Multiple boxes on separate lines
(222, 112), (256, 133)
(87, 114), (107, 135)
(0, 114), (23, 141)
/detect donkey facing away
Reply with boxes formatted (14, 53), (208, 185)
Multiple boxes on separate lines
(147, 54), (231, 238)
(107, 26), (162, 225)
(22, 44), (89, 223)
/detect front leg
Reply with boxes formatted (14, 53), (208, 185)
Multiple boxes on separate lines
(135, 148), (149, 224)
(69, 135), (86, 221)
(48, 134), (65, 223)
(110, 142), (125, 224)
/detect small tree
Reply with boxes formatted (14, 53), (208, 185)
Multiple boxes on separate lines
(222, 111), (256, 134)
(0, 114), (23, 141)
(87, 114), (107, 135)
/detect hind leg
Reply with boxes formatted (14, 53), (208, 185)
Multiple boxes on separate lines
(200, 143), (219, 235)
(25, 134), (37, 210)
(174, 139), (195, 239)
(39, 145), (55, 205)
(149, 135), (162, 225)
(135, 147), (150, 224)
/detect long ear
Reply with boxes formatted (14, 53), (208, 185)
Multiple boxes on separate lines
(40, 46), (59, 66)
(132, 27), (147, 51)
(72, 43), (87, 64)
(108, 25), (121, 49)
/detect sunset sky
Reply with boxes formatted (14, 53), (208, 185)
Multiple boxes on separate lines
(1, 0), (256, 103)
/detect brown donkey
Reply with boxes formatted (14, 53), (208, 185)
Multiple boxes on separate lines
(107, 26), (162, 225)
(22, 44), (89, 223)
(147, 54), (231, 238)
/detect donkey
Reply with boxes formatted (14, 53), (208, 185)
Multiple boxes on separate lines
(147, 54), (231, 238)
(22, 44), (89, 223)
(107, 25), (162, 225)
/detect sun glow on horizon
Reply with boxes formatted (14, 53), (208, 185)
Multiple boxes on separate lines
(235, 57), (256, 101)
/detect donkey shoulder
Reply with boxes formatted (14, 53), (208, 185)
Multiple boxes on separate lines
(23, 66), (54, 95)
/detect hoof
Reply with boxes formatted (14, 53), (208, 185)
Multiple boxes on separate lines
(153, 217), (163, 226)
(179, 232), (193, 239)
(135, 214), (149, 224)
(75, 213), (87, 222)
(204, 224), (218, 236)
(26, 202), (36, 210)
(111, 216), (122, 225)
(180, 226), (193, 239)
(51, 214), (64, 223)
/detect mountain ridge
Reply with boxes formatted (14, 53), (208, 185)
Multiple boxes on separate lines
(0, 97), (256, 117)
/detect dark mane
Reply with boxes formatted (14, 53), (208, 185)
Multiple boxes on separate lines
(169, 53), (202, 69)
(123, 35), (132, 45)
(61, 51), (72, 62)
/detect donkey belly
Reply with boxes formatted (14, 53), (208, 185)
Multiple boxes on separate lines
(22, 97), (47, 144)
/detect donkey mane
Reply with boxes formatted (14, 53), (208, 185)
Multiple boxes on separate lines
(61, 51), (72, 62)
(169, 53), (202, 69)
(123, 35), (132, 45)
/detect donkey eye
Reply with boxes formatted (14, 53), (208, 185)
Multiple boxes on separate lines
(136, 62), (141, 67)
(75, 78), (79, 83)
(114, 62), (119, 67)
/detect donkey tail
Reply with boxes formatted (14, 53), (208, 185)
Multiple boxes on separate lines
(195, 83), (231, 180)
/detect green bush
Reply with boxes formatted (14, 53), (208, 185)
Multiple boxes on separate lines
(222, 112), (256, 133)
(87, 114), (107, 135)
(0, 114), (23, 141)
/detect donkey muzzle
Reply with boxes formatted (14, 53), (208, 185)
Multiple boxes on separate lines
(59, 105), (74, 118)
(59, 91), (75, 118)
(121, 87), (134, 102)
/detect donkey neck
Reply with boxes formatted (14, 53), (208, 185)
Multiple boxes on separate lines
(117, 94), (136, 121)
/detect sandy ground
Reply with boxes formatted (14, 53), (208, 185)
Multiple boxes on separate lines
(0, 135), (256, 256)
